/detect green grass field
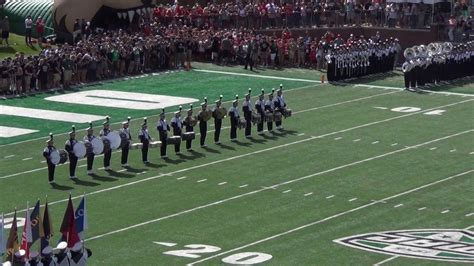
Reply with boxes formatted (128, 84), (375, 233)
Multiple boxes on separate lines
(0, 33), (42, 59)
(0, 63), (473, 265)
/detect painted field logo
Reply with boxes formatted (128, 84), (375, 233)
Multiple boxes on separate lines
(334, 229), (474, 263)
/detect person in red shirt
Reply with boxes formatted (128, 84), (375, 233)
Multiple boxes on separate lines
(36, 17), (45, 47)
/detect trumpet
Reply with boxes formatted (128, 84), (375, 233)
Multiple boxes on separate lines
(402, 61), (412, 73)
(442, 42), (453, 53)
(404, 47), (415, 60)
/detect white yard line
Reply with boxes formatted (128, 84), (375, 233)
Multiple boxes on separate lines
(4, 155), (15, 159)
(372, 141), (380, 144)
(354, 84), (474, 97)
(297, 133), (305, 136)
(194, 69), (321, 83)
(465, 213), (474, 217)
(22, 157), (33, 161)
(353, 139), (361, 142)
(429, 147), (437, 150)
(373, 256), (400, 266)
(335, 137), (343, 140)
(82, 133), (473, 242)
(391, 143), (398, 146)
(187, 170), (473, 265)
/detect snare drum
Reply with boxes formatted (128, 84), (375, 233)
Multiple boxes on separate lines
(274, 112), (283, 122)
(251, 113), (262, 124)
(182, 132), (195, 141)
(130, 143), (143, 150)
(238, 118), (246, 129)
(167, 136), (182, 145)
(265, 112), (274, 122)
(73, 141), (87, 158)
(283, 108), (292, 118)
(150, 141), (162, 148)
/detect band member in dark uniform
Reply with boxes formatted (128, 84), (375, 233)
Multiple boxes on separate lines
(183, 104), (195, 151)
(64, 125), (78, 179)
(265, 92), (275, 132)
(255, 89), (266, 135)
(120, 117), (131, 167)
(229, 95), (240, 141)
(273, 88), (286, 130)
(212, 95), (224, 145)
(138, 117), (151, 164)
(171, 107), (183, 155)
(99, 116), (112, 171)
(197, 98), (209, 147)
(43, 133), (56, 184)
(157, 109), (170, 159)
(83, 122), (95, 175)
(242, 89), (252, 138)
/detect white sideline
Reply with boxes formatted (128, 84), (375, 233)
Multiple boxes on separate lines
(0, 82), (320, 148)
(84, 130), (473, 242)
(3, 99), (473, 217)
(194, 69), (321, 83)
(0, 88), (400, 180)
(187, 169), (473, 265)
(354, 84), (474, 97)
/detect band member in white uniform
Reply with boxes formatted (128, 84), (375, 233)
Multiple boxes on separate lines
(212, 95), (223, 144)
(242, 89), (253, 138)
(171, 107), (183, 154)
(42, 133), (56, 184)
(120, 117), (131, 167)
(138, 117), (151, 164)
(83, 122), (96, 175)
(255, 89), (266, 135)
(183, 104), (195, 151)
(265, 91), (275, 132)
(229, 95), (240, 141)
(157, 109), (170, 158)
(99, 116), (112, 170)
(65, 125), (78, 179)
(273, 88), (286, 130)
(197, 98), (208, 147)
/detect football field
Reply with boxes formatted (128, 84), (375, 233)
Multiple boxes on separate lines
(0, 62), (473, 265)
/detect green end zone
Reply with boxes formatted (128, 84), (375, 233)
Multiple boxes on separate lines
(0, 63), (473, 265)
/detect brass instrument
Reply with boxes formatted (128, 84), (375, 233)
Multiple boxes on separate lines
(404, 47), (415, 61)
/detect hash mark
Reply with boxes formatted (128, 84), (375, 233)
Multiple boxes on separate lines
(176, 176), (187, 180)
(304, 192), (313, 197)
(372, 141), (379, 144)
(78, 164), (86, 168)
(349, 198), (358, 202)
(40, 160), (46, 163)
(239, 184), (248, 188)
(197, 179), (207, 183)
(22, 157), (32, 161)
(441, 210), (450, 214)
(353, 139), (361, 142)
(394, 204), (403, 208)
(326, 195), (335, 199)
(429, 147), (437, 150)
(450, 149), (457, 152)
(4, 155), (15, 159)
(117, 169), (127, 173)
(470, 152), (474, 155)
(334, 137), (342, 140)
(297, 133), (305, 136)
(218, 182), (227, 186)
(282, 190), (291, 194)
(391, 143), (398, 146)
(465, 213), (474, 217)
(418, 207), (427, 211)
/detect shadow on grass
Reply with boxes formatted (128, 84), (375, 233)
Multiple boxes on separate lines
(201, 146), (221, 154)
(72, 178), (100, 187)
(90, 173), (117, 182)
(51, 183), (74, 190)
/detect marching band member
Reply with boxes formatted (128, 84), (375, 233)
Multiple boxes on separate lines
(212, 95), (224, 145)
(265, 91), (275, 132)
(65, 125), (78, 180)
(242, 88), (252, 138)
(42, 133), (56, 184)
(197, 98), (208, 147)
(171, 107), (183, 155)
(119, 117), (132, 167)
(69, 242), (88, 266)
(255, 89), (266, 135)
(229, 95), (240, 141)
(99, 116), (112, 171)
(55, 241), (69, 266)
(183, 104), (195, 151)
(40, 246), (54, 266)
(83, 122), (96, 175)
(273, 88), (286, 130)
(157, 109), (170, 159)
(138, 117), (151, 164)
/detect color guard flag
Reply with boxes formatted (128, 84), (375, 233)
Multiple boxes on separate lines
(0, 213), (5, 256)
(30, 200), (42, 245)
(59, 195), (80, 247)
(75, 195), (87, 240)
(21, 204), (33, 259)
(6, 210), (19, 262)
(40, 201), (54, 251)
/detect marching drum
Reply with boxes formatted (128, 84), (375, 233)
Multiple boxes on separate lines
(150, 141), (162, 148)
(251, 113), (262, 124)
(238, 118), (246, 129)
(274, 112), (283, 122)
(182, 132), (195, 141)
(91, 138), (104, 155)
(50, 149), (68, 165)
(119, 132), (129, 149)
(167, 136), (182, 145)
(73, 141), (87, 158)
(130, 143), (143, 150)
(283, 108), (292, 118)
(265, 112), (274, 122)
(106, 131), (121, 150)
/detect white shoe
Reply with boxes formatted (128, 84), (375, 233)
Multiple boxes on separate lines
(215, 141), (221, 145)
(69, 176), (77, 180)
(201, 144), (207, 148)
(161, 155), (168, 159)
(176, 152), (182, 155)
(87, 170), (94, 175)
(122, 164), (129, 167)
(49, 180), (55, 184)
(105, 166), (112, 171)
(245, 135), (252, 139)
(187, 148), (193, 152)
(230, 139), (237, 142)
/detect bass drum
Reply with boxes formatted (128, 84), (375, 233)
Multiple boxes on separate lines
(91, 138), (104, 155)
(73, 141), (87, 158)
(106, 131), (121, 150)
(50, 149), (68, 165)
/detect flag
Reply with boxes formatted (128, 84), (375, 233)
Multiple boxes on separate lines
(0, 213), (5, 256)
(60, 195), (80, 248)
(6, 210), (19, 261)
(30, 200), (42, 245)
(40, 201), (54, 251)
(21, 204), (33, 259)
(75, 195), (87, 240)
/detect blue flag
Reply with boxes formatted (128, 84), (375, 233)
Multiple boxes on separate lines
(74, 196), (87, 239)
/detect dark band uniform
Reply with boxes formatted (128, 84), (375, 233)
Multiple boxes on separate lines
(183, 107), (195, 151)
(255, 92), (266, 134)
(64, 129), (78, 179)
(42, 136), (56, 184)
(138, 120), (151, 163)
(197, 101), (208, 147)
(99, 123), (112, 170)
(119, 121), (132, 167)
(273, 90), (286, 129)
(212, 99), (223, 144)
(242, 94), (252, 138)
(265, 93), (275, 132)
(157, 113), (170, 158)
(229, 100), (239, 141)
(83, 128), (96, 175)
(170, 112), (183, 154)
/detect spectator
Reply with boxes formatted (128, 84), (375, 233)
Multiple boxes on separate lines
(1, 16), (10, 46)
(25, 15), (33, 45)
(36, 16), (45, 46)
(448, 15), (457, 41)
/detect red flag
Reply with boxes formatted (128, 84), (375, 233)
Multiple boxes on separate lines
(6, 211), (19, 262)
(20, 205), (32, 260)
(60, 195), (80, 248)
